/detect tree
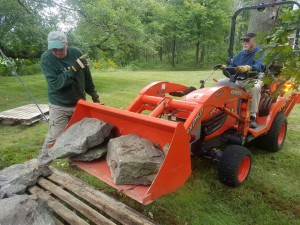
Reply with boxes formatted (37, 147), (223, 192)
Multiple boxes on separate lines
(0, 0), (245, 69)
(263, 8), (300, 82)
(0, 0), (57, 58)
(248, 0), (281, 34)
(244, 0), (300, 82)
(189, 0), (234, 65)
(157, 0), (234, 67)
(158, 1), (191, 67)
(66, 0), (162, 65)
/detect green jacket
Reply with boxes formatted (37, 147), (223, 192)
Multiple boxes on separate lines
(40, 47), (98, 107)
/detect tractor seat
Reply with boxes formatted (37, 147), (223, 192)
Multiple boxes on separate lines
(215, 80), (245, 90)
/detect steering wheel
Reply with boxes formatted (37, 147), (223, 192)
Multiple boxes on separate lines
(223, 67), (238, 82)
(216, 67), (244, 90)
(223, 67), (259, 82)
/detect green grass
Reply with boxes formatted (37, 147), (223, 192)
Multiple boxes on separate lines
(0, 70), (300, 225)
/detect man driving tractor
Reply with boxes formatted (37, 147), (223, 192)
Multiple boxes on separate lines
(170, 32), (266, 128)
(214, 32), (266, 128)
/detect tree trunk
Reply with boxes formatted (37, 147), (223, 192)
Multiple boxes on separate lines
(171, 39), (176, 67)
(195, 41), (200, 63)
(159, 46), (163, 61)
(248, 0), (280, 34)
(200, 45), (205, 65)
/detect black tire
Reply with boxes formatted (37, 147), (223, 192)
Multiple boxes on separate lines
(218, 145), (252, 187)
(255, 112), (287, 152)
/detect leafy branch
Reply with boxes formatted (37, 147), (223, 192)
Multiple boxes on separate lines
(262, 9), (300, 82)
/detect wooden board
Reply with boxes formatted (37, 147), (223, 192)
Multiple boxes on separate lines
(0, 104), (49, 125)
(28, 168), (158, 225)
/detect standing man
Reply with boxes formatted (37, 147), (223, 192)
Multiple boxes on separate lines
(37, 31), (100, 176)
(214, 32), (266, 128)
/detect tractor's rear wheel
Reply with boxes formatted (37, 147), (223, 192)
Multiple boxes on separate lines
(255, 112), (287, 152)
(218, 145), (252, 187)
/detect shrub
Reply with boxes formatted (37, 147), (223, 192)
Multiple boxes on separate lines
(0, 58), (41, 76)
(92, 59), (118, 71)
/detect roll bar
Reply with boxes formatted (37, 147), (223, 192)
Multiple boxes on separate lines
(227, 1), (300, 64)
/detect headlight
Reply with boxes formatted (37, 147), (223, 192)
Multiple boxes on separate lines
(282, 81), (294, 93)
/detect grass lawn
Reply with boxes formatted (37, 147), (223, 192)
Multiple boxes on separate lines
(0, 70), (299, 225)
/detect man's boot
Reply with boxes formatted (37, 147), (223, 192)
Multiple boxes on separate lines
(38, 164), (53, 177)
(250, 116), (258, 128)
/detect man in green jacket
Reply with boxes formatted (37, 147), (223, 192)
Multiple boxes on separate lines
(37, 31), (100, 176)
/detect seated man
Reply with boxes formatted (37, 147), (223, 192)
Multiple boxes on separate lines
(214, 32), (266, 128)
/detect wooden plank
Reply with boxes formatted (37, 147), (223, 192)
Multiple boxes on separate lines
(28, 186), (89, 225)
(37, 177), (116, 225)
(0, 104), (49, 119)
(53, 217), (65, 225)
(48, 168), (157, 225)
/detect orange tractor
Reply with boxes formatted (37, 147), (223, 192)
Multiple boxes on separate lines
(66, 2), (300, 205)
(68, 75), (299, 204)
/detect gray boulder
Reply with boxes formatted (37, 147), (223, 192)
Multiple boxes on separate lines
(106, 134), (165, 185)
(0, 190), (5, 199)
(70, 144), (107, 161)
(0, 159), (40, 198)
(49, 117), (113, 159)
(0, 195), (55, 225)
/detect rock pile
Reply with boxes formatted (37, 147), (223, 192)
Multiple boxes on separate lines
(0, 194), (56, 225)
(0, 117), (166, 223)
(0, 159), (55, 224)
(48, 118), (165, 186)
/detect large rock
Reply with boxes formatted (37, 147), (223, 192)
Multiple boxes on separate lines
(49, 117), (113, 159)
(0, 195), (55, 225)
(0, 159), (40, 199)
(106, 134), (165, 185)
(70, 143), (107, 161)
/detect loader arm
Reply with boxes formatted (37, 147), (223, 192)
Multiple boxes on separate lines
(127, 81), (251, 139)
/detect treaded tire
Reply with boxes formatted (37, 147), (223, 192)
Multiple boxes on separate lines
(218, 145), (252, 187)
(255, 112), (287, 152)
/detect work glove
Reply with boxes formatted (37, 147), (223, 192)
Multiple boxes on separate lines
(71, 54), (88, 73)
(92, 94), (100, 103)
(235, 65), (251, 74)
(213, 64), (226, 70)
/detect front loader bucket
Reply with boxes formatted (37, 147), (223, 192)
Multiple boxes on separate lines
(67, 100), (191, 205)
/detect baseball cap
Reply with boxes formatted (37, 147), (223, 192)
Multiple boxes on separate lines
(47, 31), (67, 49)
(240, 32), (256, 40)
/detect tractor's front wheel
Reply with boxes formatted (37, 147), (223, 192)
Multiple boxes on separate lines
(255, 112), (287, 152)
(218, 145), (252, 187)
